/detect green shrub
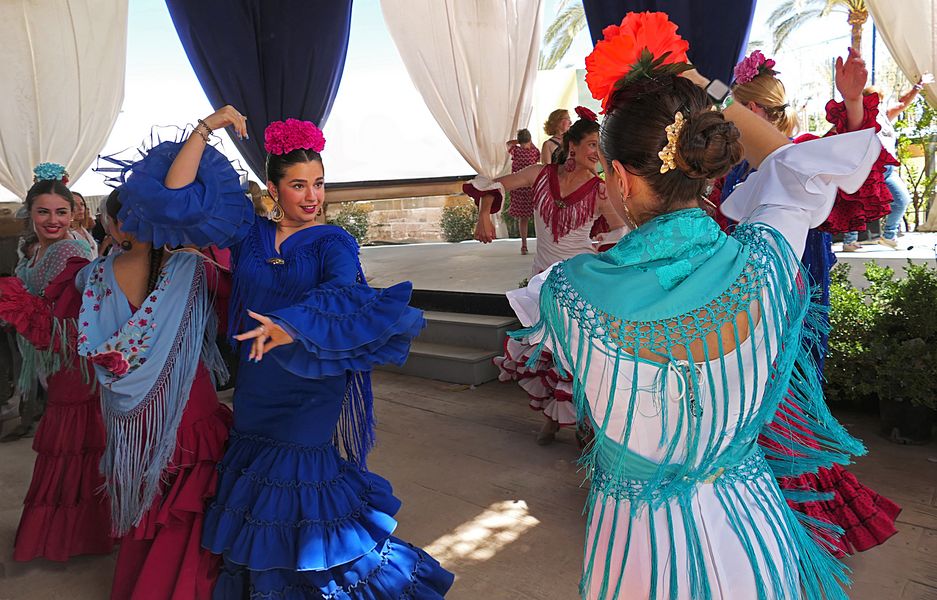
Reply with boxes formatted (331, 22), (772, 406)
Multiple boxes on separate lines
(327, 203), (370, 245)
(824, 261), (937, 411)
(440, 203), (478, 242)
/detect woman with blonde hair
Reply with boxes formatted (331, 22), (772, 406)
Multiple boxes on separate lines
(541, 108), (571, 164)
(710, 48), (901, 558)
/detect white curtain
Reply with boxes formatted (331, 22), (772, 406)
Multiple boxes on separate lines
(867, 1), (936, 107)
(0, 0), (128, 200)
(380, 0), (542, 179)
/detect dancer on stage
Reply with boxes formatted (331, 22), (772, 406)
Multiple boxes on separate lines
(509, 13), (881, 599)
(468, 107), (628, 445)
(506, 128), (540, 255)
(712, 49), (901, 556)
(0, 164), (114, 561)
(76, 127), (248, 597)
(144, 109), (453, 598)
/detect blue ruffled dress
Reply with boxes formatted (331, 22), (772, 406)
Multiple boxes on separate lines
(115, 140), (454, 598)
(200, 220), (453, 599)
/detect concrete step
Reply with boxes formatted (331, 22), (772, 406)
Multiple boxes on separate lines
(380, 340), (500, 386)
(419, 310), (519, 350)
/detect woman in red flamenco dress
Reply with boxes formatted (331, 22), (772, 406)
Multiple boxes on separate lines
(711, 49), (901, 556)
(0, 171), (114, 562)
(75, 113), (251, 599)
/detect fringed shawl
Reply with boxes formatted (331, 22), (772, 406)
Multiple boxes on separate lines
(76, 252), (226, 535)
(13, 239), (94, 395)
(535, 163), (604, 243)
(517, 209), (863, 600)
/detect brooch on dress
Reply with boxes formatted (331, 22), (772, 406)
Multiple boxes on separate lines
(266, 257), (285, 266)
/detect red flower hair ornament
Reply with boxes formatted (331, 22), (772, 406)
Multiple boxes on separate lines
(585, 12), (692, 112)
(575, 106), (598, 122)
(264, 118), (326, 156)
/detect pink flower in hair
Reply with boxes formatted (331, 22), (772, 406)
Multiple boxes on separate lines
(733, 50), (778, 85)
(264, 118), (326, 156)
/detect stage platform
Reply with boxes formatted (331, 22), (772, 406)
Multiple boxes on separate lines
(361, 232), (937, 301)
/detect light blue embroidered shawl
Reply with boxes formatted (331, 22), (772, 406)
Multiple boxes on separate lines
(76, 251), (226, 535)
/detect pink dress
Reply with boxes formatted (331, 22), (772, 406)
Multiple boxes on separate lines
(507, 145), (541, 219)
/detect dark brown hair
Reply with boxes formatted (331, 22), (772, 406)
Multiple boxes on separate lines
(105, 188), (164, 296)
(516, 128), (532, 144)
(265, 149), (323, 185)
(25, 179), (74, 212)
(602, 75), (742, 214)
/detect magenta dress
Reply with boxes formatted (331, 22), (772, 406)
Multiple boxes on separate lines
(507, 145), (541, 219)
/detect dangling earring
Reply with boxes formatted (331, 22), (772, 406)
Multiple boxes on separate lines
(120, 240), (133, 251)
(620, 195), (638, 230)
(269, 195), (284, 223)
(564, 152), (576, 173)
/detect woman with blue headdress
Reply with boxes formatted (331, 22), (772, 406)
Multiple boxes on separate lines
(128, 107), (453, 598)
(0, 164), (115, 562)
(75, 120), (249, 597)
(509, 12), (883, 599)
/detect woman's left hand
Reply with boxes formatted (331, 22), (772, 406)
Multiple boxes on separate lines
(835, 48), (867, 101)
(234, 310), (294, 362)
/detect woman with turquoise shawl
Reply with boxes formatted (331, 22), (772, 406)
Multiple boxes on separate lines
(509, 13), (882, 599)
(131, 108), (453, 598)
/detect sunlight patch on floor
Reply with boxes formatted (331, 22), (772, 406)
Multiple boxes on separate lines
(423, 500), (540, 563)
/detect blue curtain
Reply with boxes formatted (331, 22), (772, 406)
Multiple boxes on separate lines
(165, 0), (353, 179)
(581, 0), (756, 84)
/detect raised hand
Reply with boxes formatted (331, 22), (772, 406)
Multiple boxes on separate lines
(234, 310), (294, 362)
(202, 105), (249, 140)
(835, 48), (868, 101)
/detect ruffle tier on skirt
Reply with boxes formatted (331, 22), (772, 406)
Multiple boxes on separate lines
(202, 430), (453, 599)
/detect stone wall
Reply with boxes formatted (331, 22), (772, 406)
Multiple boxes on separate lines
(328, 194), (474, 244)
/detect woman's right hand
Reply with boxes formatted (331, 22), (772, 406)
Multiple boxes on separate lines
(202, 105), (248, 139)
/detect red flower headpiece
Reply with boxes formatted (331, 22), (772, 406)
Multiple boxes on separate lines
(575, 106), (598, 122)
(585, 12), (691, 112)
(264, 118), (326, 156)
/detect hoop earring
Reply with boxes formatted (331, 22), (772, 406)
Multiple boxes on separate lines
(564, 153), (576, 173)
(269, 199), (284, 223)
(120, 240), (133, 251)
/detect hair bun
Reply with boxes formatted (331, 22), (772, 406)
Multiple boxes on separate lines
(674, 110), (743, 180)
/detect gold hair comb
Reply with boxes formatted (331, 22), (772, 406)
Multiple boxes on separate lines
(658, 112), (685, 174)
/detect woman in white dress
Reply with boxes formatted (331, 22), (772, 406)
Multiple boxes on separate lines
(466, 108), (628, 444)
(507, 13), (880, 599)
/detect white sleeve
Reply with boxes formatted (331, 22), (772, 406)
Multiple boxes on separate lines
(721, 129), (881, 258)
(505, 263), (556, 328)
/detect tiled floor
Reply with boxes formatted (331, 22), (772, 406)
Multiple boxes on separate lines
(0, 372), (934, 599)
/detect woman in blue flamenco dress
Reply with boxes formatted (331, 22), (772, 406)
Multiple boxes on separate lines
(130, 106), (453, 599)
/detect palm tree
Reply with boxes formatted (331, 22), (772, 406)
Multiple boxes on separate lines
(768, 0), (868, 53)
(539, 0), (586, 70)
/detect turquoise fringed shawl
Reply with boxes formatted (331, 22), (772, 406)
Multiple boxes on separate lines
(517, 209), (864, 600)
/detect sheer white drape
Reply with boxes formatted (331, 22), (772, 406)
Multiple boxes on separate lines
(379, 0), (542, 179)
(866, 0), (937, 229)
(0, 0), (128, 199)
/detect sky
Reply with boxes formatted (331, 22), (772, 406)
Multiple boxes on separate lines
(1, 0), (907, 200)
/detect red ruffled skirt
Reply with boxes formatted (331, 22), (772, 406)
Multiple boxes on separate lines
(493, 337), (576, 426)
(110, 364), (232, 600)
(781, 464), (901, 557)
(13, 362), (115, 562)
